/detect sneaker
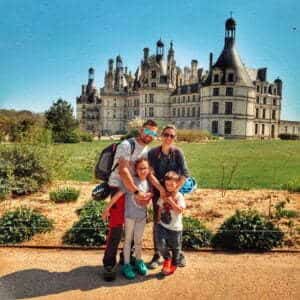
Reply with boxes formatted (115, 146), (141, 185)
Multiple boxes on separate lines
(121, 263), (136, 280)
(161, 259), (172, 275)
(103, 264), (118, 282)
(178, 253), (186, 267)
(147, 253), (161, 269)
(135, 259), (148, 275)
(169, 263), (177, 274)
(119, 252), (136, 266)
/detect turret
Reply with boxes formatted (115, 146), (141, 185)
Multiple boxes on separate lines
(156, 38), (164, 61)
(143, 47), (149, 62)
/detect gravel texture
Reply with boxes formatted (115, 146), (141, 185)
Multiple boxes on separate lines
(0, 248), (299, 300)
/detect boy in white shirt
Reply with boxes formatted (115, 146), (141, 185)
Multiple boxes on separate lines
(156, 171), (186, 276)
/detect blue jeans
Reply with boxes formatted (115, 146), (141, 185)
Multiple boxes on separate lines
(155, 223), (182, 266)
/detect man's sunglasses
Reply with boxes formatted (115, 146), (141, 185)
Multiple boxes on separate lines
(162, 133), (176, 139)
(143, 128), (157, 137)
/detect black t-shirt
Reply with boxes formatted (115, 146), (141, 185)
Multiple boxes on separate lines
(148, 146), (189, 182)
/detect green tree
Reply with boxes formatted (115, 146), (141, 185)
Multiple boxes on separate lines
(45, 99), (79, 143)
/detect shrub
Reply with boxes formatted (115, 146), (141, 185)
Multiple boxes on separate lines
(182, 216), (212, 249)
(278, 133), (299, 140)
(50, 187), (80, 203)
(63, 200), (107, 246)
(76, 129), (93, 142)
(211, 210), (284, 251)
(0, 145), (51, 196)
(274, 201), (299, 219)
(0, 180), (10, 200)
(176, 129), (213, 143)
(282, 179), (300, 193)
(0, 207), (54, 244)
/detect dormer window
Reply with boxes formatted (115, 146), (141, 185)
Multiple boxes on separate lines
(151, 82), (156, 88)
(228, 73), (234, 82)
(151, 70), (156, 79)
(213, 74), (219, 82)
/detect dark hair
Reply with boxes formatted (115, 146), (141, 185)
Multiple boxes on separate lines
(164, 171), (180, 182)
(143, 119), (158, 128)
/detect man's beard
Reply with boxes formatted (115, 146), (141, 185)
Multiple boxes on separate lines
(140, 135), (152, 144)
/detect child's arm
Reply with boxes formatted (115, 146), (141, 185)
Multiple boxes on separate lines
(164, 195), (184, 215)
(101, 190), (124, 221)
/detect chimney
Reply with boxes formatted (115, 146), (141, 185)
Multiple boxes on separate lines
(209, 53), (213, 72)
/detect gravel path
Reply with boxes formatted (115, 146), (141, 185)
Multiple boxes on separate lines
(0, 248), (299, 300)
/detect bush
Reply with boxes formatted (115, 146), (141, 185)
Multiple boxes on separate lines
(121, 129), (139, 140)
(63, 200), (107, 246)
(278, 133), (299, 140)
(182, 216), (212, 249)
(211, 210), (284, 251)
(0, 207), (54, 244)
(76, 129), (93, 142)
(282, 179), (300, 192)
(0, 145), (51, 196)
(176, 129), (213, 143)
(274, 201), (299, 219)
(50, 187), (80, 203)
(0, 179), (10, 200)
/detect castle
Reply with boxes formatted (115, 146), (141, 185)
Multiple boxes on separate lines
(76, 17), (300, 138)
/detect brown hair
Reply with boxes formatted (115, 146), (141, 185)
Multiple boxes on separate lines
(134, 157), (149, 170)
(143, 119), (158, 128)
(162, 124), (177, 134)
(164, 171), (180, 182)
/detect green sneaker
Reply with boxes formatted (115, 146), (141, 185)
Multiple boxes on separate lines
(135, 259), (148, 275)
(121, 263), (136, 280)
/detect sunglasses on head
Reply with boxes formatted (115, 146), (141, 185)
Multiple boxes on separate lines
(162, 133), (176, 139)
(143, 128), (157, 137)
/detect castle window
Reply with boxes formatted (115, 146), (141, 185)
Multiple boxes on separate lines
(225, 102), (233, 114)
(197, 107), (200, 117)
(187, 107), (190, 117)
(262, 124), (265, 135)
(149, 107), (154, 117)
(198, 95), (201, 102)
(257, 85), (260, 92)
(226, 87), (233, 96)
(256, 108), (259, 118)
(264, 86), (267, 93)
(151, 82), (156, 88)
(263, 109), (266, 119)
(173, 97), (176, 104)
(272, 110), (276, 120)
(213, 74), (219, 82)
(227, 73), (234, 82)
(182, 107), (185, 117)
(212, 120), (218, 134)
(177, 97), (180, 104)
(149, 94), (154, 103)
(187, 96), (190, 102)
(182, 96), (185, 103)
(256, 96), (260, 104)
(213, 88), (219, 96)
(192, 95), (196, 102)
(212, 102), (219, 114)
(145, 94), (148, 102)
(224, 121), (232, 135)
(173, 108), (176, 117)
(192, 107), (196, 117)
(273, 99), (276, 106)
(263, 97), (267, 105)
(255, 124), (258, 135)
(177, 108), (180, 117)
(151, 70), (156, 79)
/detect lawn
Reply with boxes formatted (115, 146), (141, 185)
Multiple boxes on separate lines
(52, 140), (300, 190)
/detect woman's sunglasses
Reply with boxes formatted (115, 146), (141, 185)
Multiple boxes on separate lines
(162, 133), (176, 139)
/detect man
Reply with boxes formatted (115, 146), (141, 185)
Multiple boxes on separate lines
(102, 119), (158, 281)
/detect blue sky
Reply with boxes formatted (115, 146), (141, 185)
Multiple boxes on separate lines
(0, 0), (299, 120)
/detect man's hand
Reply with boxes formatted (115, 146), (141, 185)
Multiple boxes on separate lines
(101, 207), (110, 221)
(135, 191), (153, 206)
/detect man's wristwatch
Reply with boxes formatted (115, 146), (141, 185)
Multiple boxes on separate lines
(134, 190), (139, 195)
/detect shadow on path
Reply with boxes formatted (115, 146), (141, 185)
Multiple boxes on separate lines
(0, 266), (160, 299)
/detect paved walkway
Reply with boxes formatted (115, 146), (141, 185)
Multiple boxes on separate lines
(0, 248), (299, 300)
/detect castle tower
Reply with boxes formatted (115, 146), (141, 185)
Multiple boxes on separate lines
(156, 38), (164, 61)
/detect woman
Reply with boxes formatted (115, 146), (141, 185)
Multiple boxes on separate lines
(147, 124), (189, 269)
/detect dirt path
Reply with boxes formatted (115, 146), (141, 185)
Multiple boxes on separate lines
(0, 248), (299, 300)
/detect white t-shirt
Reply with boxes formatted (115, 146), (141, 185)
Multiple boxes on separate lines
(157, 192), (186, 231)
(108, 138), (148, 188)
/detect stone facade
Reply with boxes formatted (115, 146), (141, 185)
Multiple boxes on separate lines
(76, 18), (300, 138)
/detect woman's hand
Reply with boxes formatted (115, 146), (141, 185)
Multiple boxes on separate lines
(135, 191), (153, 206)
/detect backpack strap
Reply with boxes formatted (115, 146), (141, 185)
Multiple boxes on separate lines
(111, 138), (135, 173)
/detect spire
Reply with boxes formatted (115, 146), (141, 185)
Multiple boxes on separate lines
(156, 38), (164, 60)
(168, 40), (174, 61)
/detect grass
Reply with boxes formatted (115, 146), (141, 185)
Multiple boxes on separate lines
(1, 140), (300, 190)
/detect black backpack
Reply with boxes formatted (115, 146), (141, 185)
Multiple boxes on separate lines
(94, 138), (135, 181)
